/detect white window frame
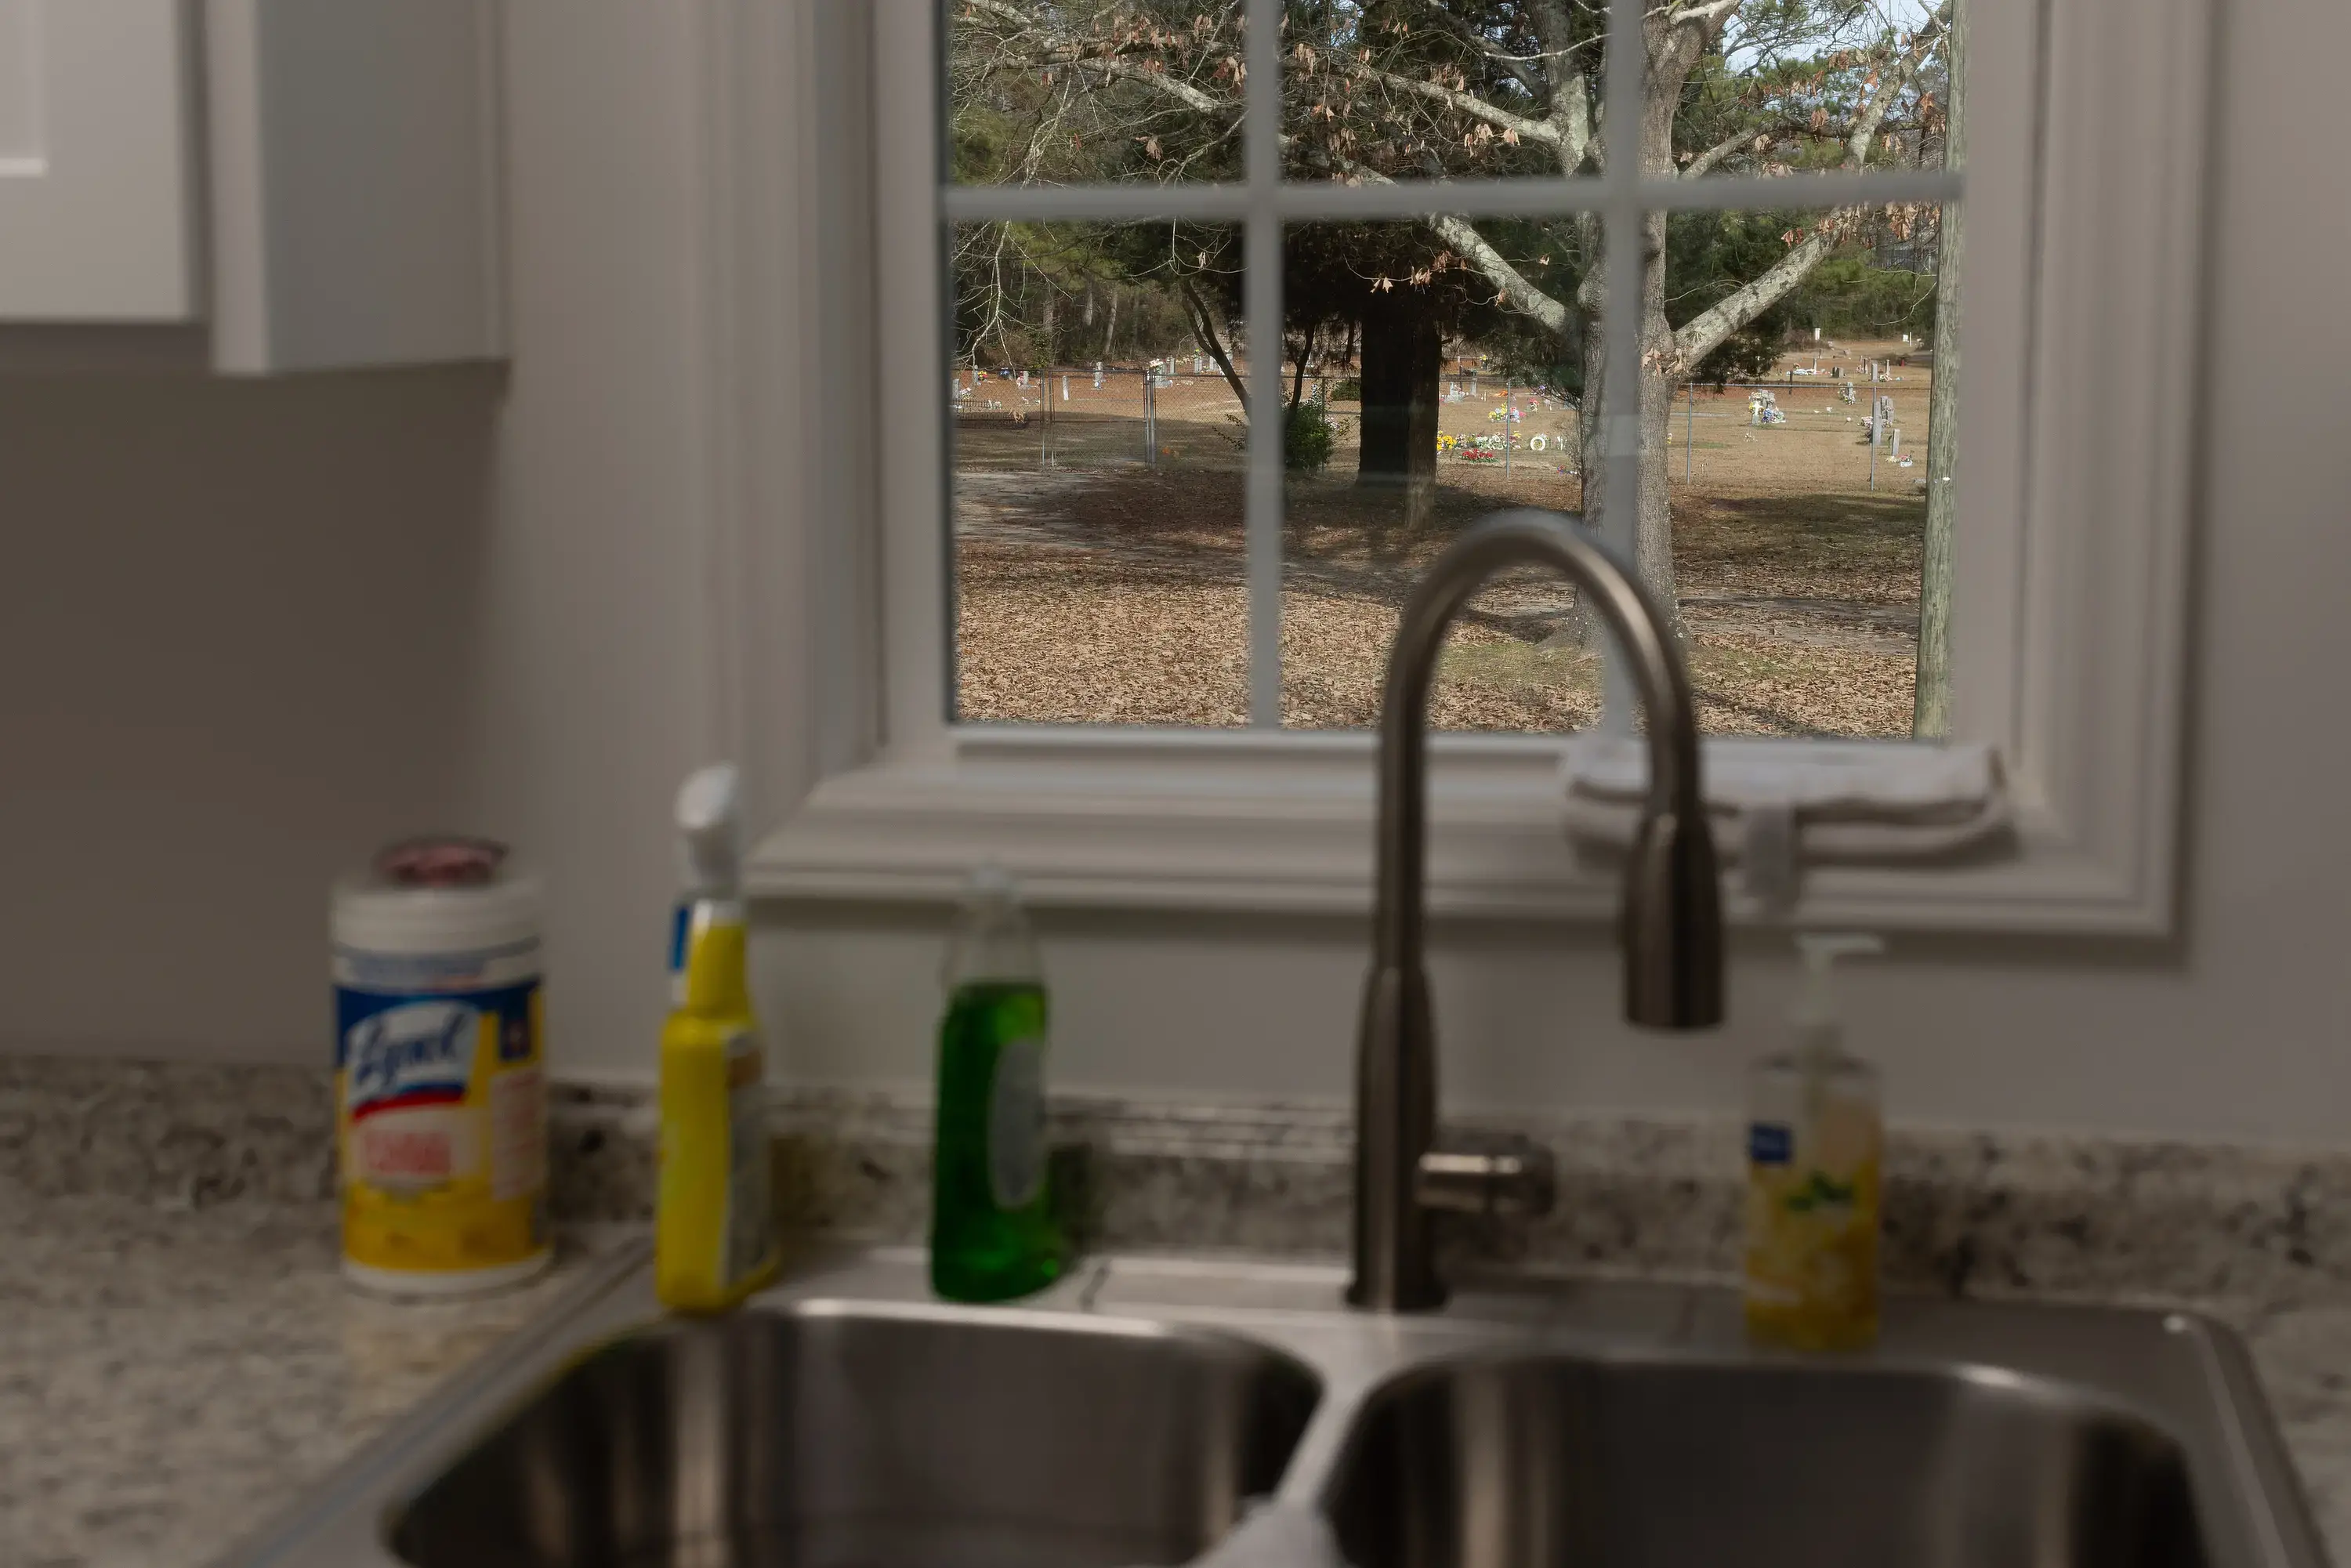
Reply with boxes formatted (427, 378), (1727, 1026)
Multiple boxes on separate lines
(708, 0), (2212, 937)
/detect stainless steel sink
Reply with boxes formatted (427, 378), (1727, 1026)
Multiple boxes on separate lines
(1326, 1353), (2205, 1568)
(220, 1246), (2328, 1568)
(388, 1299), (1320, 1568)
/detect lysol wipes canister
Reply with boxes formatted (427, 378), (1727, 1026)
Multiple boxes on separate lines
(331, 838), (551, 1295)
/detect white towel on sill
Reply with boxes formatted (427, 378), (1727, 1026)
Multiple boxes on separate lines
(1561, 735), (2013, 911)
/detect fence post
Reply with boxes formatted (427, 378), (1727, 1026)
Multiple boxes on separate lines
(1144, 370), (1157, 466)
(1041, 369), (1052, 470)
(1685, 381), (1694, 481)
(1503, 383), (1512, 474)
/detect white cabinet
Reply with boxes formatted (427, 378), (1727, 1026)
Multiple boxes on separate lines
(0, 0), (502, 372)
(0, 2), (199, 323)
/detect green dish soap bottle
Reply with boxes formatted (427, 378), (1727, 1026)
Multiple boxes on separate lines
(930, 868), (1063, 1302)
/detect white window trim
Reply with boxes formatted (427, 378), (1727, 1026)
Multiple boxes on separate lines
(707, 0), (2211, 937)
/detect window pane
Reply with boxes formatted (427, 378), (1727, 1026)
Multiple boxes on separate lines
(1270, 198), (1953, 738)
(946, 1), (1244, 186)
(1662, 205), (1947, 738)
(951, 220), (1251, 725)
(1279, 218), (1603, 732)
(1675, 2), (1952, 182)
(1281, 2), (1610, 183)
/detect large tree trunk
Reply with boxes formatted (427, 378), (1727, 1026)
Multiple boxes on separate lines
(1578, 209), (1683, 639)
(1356, 289), (1442, 532)
(1914, 0), (1967, 737)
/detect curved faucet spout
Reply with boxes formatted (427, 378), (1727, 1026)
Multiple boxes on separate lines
(1351, 509), (1723, 1313)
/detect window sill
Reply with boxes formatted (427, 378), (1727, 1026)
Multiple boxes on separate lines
(748, 729), (2166, 936)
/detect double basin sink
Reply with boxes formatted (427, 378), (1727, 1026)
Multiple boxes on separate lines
(231, 1244), (2325, 1568)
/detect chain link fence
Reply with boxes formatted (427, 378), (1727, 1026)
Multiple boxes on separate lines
(952, 357), (1933, 495)
(951, 361), (1593, 477)
(952, 361), (1248, 473)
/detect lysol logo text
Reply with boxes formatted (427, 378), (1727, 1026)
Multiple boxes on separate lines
(346, 1001), (476, 1118)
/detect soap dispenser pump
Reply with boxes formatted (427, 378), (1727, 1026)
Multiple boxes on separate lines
(1744, 932), (1886, 1350)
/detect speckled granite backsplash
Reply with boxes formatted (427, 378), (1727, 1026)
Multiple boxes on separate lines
(6, 1053), (2349, 1312)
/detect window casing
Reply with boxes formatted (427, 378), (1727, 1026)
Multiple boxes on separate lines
(716, 0), (2212, 936)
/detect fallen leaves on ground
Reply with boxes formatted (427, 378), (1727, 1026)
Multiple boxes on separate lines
(953, 455), (1927, 739)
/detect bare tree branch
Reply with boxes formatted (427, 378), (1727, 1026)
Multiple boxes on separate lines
(1672, 228), (1831, 368)
(1320, 155), (1576, 338)
(1070, 52), (1228, 118)
(1431, 216), (1574, 335)
(1674, 2), (1953, 366)
(1667, 0), (1744, 34)
(961, 0), (1233, 118)
(1333, 61), (1562, 147)
(1410, 2), (1545, 97)
(1679, 116), (1858, 179)
(1845, 3), (1953, 166)
(1179, 277), (1249, 415)
(1680, 125), (1762, 179)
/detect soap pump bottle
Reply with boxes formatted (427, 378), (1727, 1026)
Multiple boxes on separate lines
(930, 867), (1063, 1302)
(1744, 932), (1886, 1350)
(654, 763), (781, 1312)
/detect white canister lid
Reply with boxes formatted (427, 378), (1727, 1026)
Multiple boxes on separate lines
(333, 838), (542, 957)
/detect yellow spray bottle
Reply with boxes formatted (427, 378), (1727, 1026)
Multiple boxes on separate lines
(656, 763), (781, 1311)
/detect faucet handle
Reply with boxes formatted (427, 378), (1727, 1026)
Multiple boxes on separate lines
(1416, 1139), (1556, 1218)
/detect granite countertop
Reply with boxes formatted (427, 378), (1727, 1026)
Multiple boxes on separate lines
(5, 1056), (2350, 1566)
(0, 1190), (612, 1568)
(2241, 1296), (2351, 1558)
(6, 1190), (2349, 1567)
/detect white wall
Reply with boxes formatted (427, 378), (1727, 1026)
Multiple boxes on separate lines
(0, 0), (713, 1070)
(0, 371), (498, 1058)
(5, 0), (2347, 1147)
(458, 2), (717, 1085)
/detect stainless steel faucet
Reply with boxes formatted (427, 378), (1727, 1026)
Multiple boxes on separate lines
(1350, 509), (1725, 1313)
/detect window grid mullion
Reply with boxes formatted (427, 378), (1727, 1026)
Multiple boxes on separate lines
(1245, 0), (1283, 727)
(938, 169), (1962, 226)
(1597, 0), (1647, 733)
(940, 3), (1965, 740)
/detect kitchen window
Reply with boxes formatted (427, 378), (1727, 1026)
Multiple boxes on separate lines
(719, 0), (2213, 936)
